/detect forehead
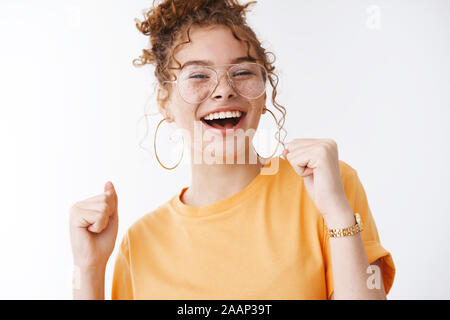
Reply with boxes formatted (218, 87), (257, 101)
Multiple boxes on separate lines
(173, 25), (252, 67)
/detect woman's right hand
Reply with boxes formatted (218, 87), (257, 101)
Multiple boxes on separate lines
(69, 181), (119, 270)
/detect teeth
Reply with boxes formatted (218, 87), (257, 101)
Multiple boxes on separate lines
(204, 110), (242, 120)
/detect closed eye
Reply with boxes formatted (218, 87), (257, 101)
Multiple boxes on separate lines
(189, 74), (210, 79)
(233, 71), (253, 76)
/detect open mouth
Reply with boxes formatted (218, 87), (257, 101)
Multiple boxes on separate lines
(201, 112), (246, 130)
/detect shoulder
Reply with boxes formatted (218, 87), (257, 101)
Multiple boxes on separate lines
(133, 202), (172, 230)
(337, 160), (365, 197)
(338, 159), (358, 180)
(115, 199), (177, 261)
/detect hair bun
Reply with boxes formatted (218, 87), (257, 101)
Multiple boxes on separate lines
(136, 0), (255, 38)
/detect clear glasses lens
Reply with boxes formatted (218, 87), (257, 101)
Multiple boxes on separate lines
(177, 63), (266, 104)
(228, 63), (266, 98)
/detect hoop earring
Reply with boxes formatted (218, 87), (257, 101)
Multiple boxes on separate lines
(153, 117), (184, 170)
(253, 107), (282, 161)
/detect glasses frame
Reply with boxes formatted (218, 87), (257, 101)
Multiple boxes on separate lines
(162, 62), (268, 104)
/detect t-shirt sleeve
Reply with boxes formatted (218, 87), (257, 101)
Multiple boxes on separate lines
(323, 161), (396, 299)
(111, 231), (134, 300)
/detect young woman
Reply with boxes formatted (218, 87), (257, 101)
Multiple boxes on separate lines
(69, 0), (395, 300)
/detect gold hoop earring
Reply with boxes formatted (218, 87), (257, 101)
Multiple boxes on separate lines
(153, 117), (184, 170)
(253, 107), (282, 161)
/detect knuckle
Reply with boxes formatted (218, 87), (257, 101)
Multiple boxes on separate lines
(93, 211), (105, 222)
(95, 211), (106, 221)
(69, 202), (81, 216)
(318, 145), (328, 156)
(89, 224), (101, 233)
(90, 220), (107, 233)
(287, 139), (296, 148)
(325, 138), (337, 148)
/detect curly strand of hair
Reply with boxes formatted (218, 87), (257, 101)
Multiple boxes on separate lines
(268, 72), (288, 149)
(225, 22), (288, 149)
(167, 22), (194, 79)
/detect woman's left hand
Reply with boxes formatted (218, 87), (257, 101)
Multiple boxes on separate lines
(281, 138), (351, 219)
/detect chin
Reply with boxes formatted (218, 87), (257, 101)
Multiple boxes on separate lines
(201, 138), (250, 165)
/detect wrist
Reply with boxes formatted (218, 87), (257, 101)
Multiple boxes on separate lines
(74, 258), (108, 273)
(72, 264), (106, 300)
(323, 205), (355, 229)
(77, 263), (107, 273)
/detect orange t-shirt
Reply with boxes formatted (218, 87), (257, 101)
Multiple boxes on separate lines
(111, 156), (395, 299)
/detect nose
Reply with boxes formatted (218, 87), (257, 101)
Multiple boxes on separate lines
(211, 71), (237, 100)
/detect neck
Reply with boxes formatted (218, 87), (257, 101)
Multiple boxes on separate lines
(182, 148), (266, 206)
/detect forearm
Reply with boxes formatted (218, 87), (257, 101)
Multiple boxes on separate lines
(324, 205), (386, 300)
(72, 264), (106, 300)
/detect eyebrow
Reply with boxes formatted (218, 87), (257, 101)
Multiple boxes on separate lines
(180, 56), (256, 69)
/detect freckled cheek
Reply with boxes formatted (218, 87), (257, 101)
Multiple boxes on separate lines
(177, 115), (198, 134)
(170, 100), (197, 127)
(246, 105), (264, 128)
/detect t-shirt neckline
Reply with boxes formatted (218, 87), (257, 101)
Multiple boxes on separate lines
(171, 157), (277, 219)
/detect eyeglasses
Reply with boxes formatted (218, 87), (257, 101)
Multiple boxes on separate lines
(163, 62), (267, 104)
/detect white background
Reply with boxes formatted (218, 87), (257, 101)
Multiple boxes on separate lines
(1, 0), (449, 299)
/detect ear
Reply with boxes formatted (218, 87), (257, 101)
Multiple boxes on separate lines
(261, 92), (268, 114)
(157, 86), (169, 103)
(156, 86), (175, 122)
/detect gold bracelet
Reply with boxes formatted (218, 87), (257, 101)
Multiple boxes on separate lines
(327, 213), (363, 238)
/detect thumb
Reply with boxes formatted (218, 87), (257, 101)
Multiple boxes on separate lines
(104, 181), (118, 208)
(104, 181), (114, 193)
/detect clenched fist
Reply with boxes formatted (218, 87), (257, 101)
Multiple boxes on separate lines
(69, 181), (119, 269)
